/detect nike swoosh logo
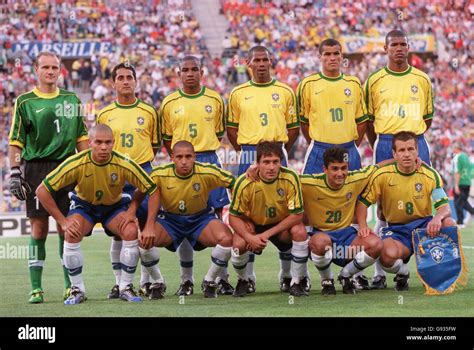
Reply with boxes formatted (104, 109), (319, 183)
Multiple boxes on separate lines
(380, 89), (388, 94)
(107, 118), (116, 122)
(68, 268), (81, 275)
(85, 174), (93, 178)
(244, 96), (254, 100)
(388, 183), (396, 187)
(314, 90), (324, 95)
(36, 108), (46, 113)
(166, 186), (175, 189)
(317, 197), (325, 200)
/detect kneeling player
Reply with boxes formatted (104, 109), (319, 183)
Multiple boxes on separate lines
(229, 142), (309, 297)
(140, 141), (235, 298)
(36, 125), (157, 304)
(301, 147), (382, 295)
(356, 131), (455, 291)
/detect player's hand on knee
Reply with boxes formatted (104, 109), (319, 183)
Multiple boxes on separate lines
(358, 226), (374, 238)
(427, 217), (442, 237)
(139, 228), (155, 249)
(247, 235), (266, 252)
(118, 211), (137, 233)
(64, 218), (81, 240)
(9, 167), (31, 201)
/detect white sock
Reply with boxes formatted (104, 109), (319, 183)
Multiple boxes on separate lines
(373, 219), (387, 278)
(216, 266), (229, 283)
(139, 247), (164, 283)
(119, 239), (139, 291)
(278, 249), (292, 280)
(64, 242), (85, 293)
(232, 250), (249, 280)
(110, 239), (122, 285)
(177, 239), (194, 283)
(382, 259), (409, 275)
(290, 240), (309, 285)
(340, 251), (376, 278)
(205, 245), (232, 282)
(246, 253), (256, 282)
(311, 250), (333, 280)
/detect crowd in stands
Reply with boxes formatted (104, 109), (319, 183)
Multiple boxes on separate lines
(0, 0), (472, 211)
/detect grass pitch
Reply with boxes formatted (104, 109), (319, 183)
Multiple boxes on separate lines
(0, 223), (473, 317)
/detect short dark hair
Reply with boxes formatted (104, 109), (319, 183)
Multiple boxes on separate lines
(172, 140), (195, 154)
(248, 45), (271, 60)
(256, 142), (283, 162)
(385, 29), (408, 45)
(319, 38), (342, 55)
(111, 62), (137, 82)
(323, 147), (348, 168)
(392, 131), (417, 151)
(35, 51), (61, 67)
(178, 55), (202, 71)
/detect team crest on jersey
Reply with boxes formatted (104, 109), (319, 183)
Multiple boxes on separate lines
(415, 183), (423, 192)
(344, 88), (351, 96)
(272, 93), (280, 101)
(137, 117), (144, 125)
(277, 188), (285, 197)
(193, 183), (201, 192)
(411, 85), (418, 94)
(110, 173), (118, 183)
(205, 105), (212, 113)
(346, 192), (352, 200)
(430, 246), (445, 264)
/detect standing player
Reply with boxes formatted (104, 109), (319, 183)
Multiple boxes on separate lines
(227, 46), (301, 292)
(36, 124), (158, 304)
(452, 143), (473, 227)
(8, 51), (89, 303)
(364, 30), (435, 288)
(301, 147), (382, 295)
(229, 142), (309, 297)
(97, 62), (162, 299)
(140, 141), (236, 298)
(160, 56), (233, 296)
(297, 38), (368, 174)
(356, 131), (455, 291)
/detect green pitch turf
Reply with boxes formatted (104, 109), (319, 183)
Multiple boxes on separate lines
(0, 223), (473, 317)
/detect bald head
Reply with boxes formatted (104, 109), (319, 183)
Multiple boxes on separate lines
(89, 124), (113, 140)
(172, 140), (195, 155)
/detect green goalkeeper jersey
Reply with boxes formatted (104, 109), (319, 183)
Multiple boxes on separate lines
(9, 87), (89, 161)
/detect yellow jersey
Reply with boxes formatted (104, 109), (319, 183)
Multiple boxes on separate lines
(227, 79), (298, 145)
(297, 73), (368, 144)
(160, 87), (225, 152)
(359, 163), (448, 224)
(43, 149), (156, 205)
(230, 167), (304, 225)
(97, 99), (160, 164)
(364, 66), (434, 135)
(150, 161), (234, 215)
(301, 165), (377, 231)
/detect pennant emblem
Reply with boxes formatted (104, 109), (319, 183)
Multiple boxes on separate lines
(412, 227), (468, 295)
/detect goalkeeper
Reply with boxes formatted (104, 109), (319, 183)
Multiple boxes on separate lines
(8, 51), (89, 303)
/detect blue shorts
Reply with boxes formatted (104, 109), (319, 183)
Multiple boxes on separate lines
(310, 226), (358, 267)
(382, 216), (432, 256)
(156, 209), (218, 251)
(303, 140), (361, 174)
(68, 194), (130, 228)
(123, 161), (152, 223)
(238, 144), (288, 175)
(374, 134), (431, 165)
(196, 151), (230, 209)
